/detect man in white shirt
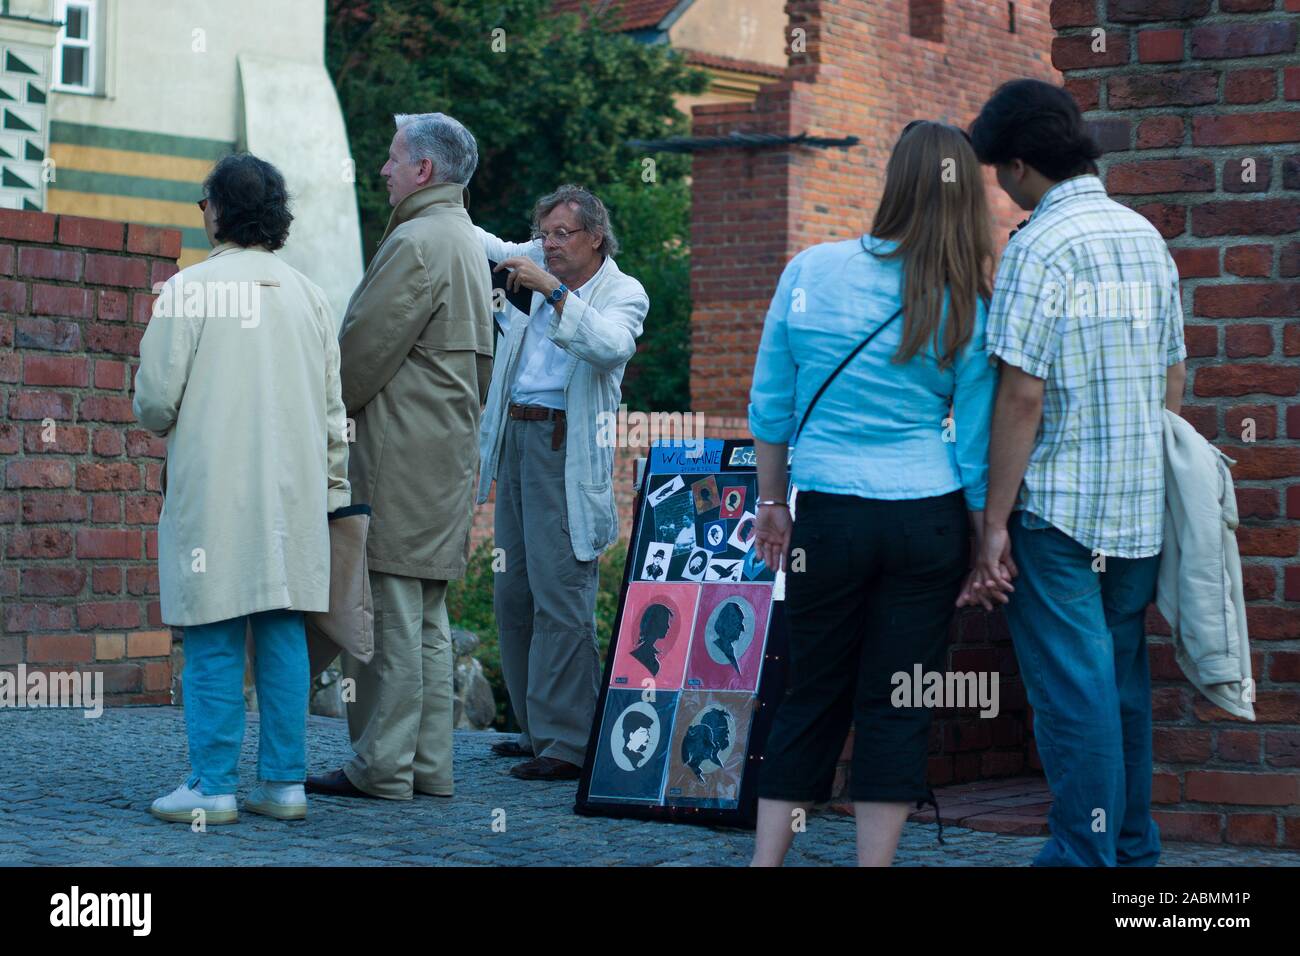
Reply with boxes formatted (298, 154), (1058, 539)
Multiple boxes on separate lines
(476, 185), (649, 780)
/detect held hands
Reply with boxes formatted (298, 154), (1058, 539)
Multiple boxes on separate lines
(955, 521), (1018, 611)
(495, 257), (561, 298)
(754, 503), (792, 574)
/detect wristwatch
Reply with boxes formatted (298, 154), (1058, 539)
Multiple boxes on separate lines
(547, 283), (569, 305)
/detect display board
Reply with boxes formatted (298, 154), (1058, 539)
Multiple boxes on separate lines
(575, 438), (789, 829)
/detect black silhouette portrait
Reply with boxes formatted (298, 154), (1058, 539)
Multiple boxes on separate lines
(680, 707), (732, 782)
(645, 547), (667, 580)
(620, 709), (656, 770)
(711, 601), (746, 673)
(686, 551), (707, 576)
(629, 602), (674, 677)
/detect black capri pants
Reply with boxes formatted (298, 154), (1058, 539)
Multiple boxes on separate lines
(757, 489), (969, 804)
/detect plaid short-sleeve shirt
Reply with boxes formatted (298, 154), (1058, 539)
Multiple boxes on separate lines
(987, 175), (1187, 559)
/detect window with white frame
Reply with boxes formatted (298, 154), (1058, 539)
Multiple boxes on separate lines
(55, 0), (98, 93)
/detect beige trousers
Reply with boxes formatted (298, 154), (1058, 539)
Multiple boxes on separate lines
(493, 416), (601, 766)
(342, 571), (452, 799)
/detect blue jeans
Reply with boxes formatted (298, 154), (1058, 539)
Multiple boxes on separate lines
(182, 610), (309, 794)
(1004, 511), (1162, 867)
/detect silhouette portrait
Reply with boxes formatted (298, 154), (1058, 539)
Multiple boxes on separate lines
(692, 476), (720, 514)
(711, 600), (746, 672)
(686, 585), (769, 691)
(680, 706), (732, 782)
(629, 602), (674, 677)
(640, 541), (672, 581)
(611, 582), (698, 691)
(620, 708), (657, 770)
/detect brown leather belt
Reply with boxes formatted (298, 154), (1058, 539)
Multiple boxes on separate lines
(508, 403), (566, 450)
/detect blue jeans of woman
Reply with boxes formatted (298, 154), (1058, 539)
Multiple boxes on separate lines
(182, 609), (309, 794)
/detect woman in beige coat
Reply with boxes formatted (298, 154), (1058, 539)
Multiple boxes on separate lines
(133, 153), (350, 825)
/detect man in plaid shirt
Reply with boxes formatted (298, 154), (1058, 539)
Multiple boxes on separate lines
(963, 80), (1187, 867)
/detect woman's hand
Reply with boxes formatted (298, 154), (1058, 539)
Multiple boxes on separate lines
(754, 503), (793, 574)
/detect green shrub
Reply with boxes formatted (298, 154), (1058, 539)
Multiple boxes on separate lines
(447, 537), (629, 730)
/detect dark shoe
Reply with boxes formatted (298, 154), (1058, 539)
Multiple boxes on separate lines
(491, 740), (532, 758)
(509, 757), (581, 781)
(304, 768), (379, 799)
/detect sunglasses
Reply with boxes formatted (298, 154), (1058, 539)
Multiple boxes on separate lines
(901, 120), (973, 144)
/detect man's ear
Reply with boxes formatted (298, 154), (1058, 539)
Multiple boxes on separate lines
(1009, 158), (1028, 183)
(418, 158), (435, 185)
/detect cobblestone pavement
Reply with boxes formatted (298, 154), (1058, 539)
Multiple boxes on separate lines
(2, 707), (1296, 867)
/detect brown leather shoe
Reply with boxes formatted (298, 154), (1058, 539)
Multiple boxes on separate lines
(490, 740), (532, 758)
(304, 768), (379, 799)
(509, 757), (582, 781)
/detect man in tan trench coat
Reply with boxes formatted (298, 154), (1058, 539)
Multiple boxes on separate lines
(307, 112), (493, 800)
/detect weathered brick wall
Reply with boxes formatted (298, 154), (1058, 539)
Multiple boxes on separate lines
(1051, 0), (1300, 847)
(690, 0), (1061, 416)
(0, 210), (181, 705)
(689, 0), (1299, 845)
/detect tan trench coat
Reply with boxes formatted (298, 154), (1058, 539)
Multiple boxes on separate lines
(133, 243), (352, 627)
(339, 182), (494, 580)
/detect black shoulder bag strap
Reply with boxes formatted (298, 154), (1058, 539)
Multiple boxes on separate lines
(791, 305), (903, 446)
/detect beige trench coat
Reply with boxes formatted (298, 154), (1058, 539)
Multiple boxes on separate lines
(339, 182), (494, 580)
(133, 242), (352, 627)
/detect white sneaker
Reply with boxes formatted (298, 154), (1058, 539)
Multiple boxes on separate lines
(245, 781), (307, 821)
(150, 782), (238, 825)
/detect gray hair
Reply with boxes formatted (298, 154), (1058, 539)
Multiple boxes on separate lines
(393, 112), (479, 186)
(532, 184), (620, 258)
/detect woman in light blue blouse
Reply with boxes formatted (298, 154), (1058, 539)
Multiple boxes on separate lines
(747, 121), (999, 866)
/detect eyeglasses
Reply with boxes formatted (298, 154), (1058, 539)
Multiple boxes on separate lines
(530, 227), (585, 245)
(197, 197), (209, 212)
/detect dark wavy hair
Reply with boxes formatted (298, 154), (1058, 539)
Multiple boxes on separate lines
(969, 79), (1102, 182)
(203, 153), (293, 251)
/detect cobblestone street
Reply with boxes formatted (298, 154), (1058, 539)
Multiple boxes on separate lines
(2, 707), (1297, 867)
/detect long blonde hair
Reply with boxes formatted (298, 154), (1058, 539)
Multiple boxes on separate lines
(870, 121), (993, 370)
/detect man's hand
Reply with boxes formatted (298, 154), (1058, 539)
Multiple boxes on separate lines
(496, 257), (561, 299)
(754, 504), (792, 574)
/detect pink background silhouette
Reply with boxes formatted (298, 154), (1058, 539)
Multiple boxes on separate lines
(684, 582), (772, 692)
(610, 582), (700, 692)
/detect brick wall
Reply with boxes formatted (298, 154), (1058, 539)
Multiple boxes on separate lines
(690, 0), (1061, 416)
(0, 210), (181, 705)
(688, 0), (1299, 845)
(1050, 0), (1300, 847)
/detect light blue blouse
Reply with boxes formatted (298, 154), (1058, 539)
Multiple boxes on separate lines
(747, 235), (997, 510)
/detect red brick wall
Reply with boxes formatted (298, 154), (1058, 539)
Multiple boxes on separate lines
(1051, 0), (1300, 848)
(0, 210), (181, 705)
(690, 0), (1061, 417)
(688, 0), (1299, 845)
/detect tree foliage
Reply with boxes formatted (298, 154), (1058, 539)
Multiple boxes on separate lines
(326, 0), (707, 410)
